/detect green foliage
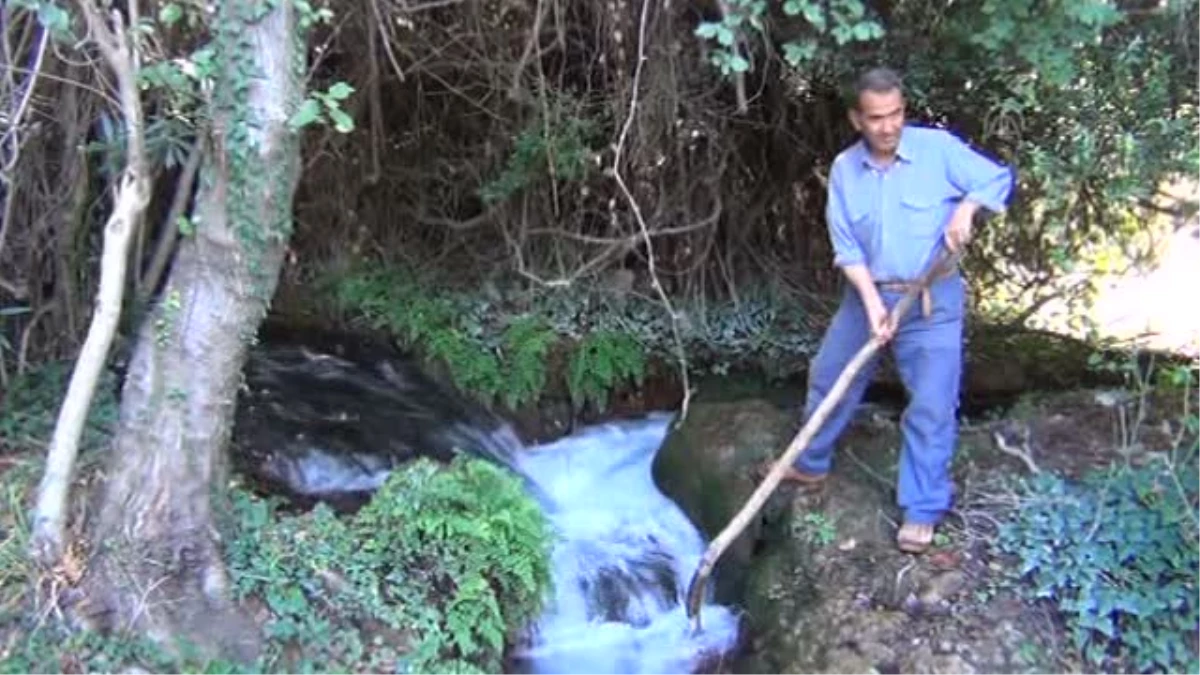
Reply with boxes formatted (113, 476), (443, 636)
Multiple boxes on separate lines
(328, 262), (825, 410)
(792, 511), (837, 547)
(0, 360), (118, 451)
(914, 0), (1197, 329)
(479, 98), (599, 205)
(332, 267), (564, 410)
(566, 330), (644, 411)
(328, 262), (821, 408)
(500, 315), (556, 410)
(694, 0), (885, 75)
(0, 626), (248, 674)
(8, 0), (73, 41)
(997, 461), (1200, 673)
(0, 361), (553, 675)
(289, 81), (356, 133)
(223, 456), (555, 674)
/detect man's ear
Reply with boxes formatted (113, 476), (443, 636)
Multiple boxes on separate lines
(847, 108), (862, 132)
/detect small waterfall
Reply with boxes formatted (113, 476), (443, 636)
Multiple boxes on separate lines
(233, 344), (742, 673)
(508, 413), (742, 674)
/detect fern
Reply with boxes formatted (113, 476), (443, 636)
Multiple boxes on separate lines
(500, 315), (555, 410)
(223, 457), (555, 674)
(566, 330), (645, 411)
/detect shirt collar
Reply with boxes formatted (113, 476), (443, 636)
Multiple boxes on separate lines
(855, 127), (917, 169)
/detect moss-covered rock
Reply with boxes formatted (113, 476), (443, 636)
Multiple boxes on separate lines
(650, 399), (796, 604)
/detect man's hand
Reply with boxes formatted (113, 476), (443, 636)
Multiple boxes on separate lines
(865, 296), (896, 343)
(842, 263), (896, 343)
(944, 199), (980, 252)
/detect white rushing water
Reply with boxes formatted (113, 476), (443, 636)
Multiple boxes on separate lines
(238, 347), (742, 673)
(507, 412), (742, 674)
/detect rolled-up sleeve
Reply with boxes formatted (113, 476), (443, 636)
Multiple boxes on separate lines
(942, 132), (1014, 213)
(827, 160), (865, 268)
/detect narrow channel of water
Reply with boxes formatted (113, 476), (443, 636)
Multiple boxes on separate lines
(233, 345), (741, 673)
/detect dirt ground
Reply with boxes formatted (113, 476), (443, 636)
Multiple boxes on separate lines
(733, 385), (1194, 675)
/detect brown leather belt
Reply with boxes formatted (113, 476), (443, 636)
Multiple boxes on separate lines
(876, 280), (933, 319)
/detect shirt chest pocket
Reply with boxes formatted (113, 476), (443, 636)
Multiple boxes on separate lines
(899, 192), (950, 239)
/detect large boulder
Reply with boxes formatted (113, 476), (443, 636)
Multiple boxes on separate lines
(651, 399), (797, 604)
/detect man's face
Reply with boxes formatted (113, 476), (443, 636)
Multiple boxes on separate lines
(850, 88), (905, 156)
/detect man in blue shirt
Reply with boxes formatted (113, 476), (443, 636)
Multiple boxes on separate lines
(778, 67), (1014, 554)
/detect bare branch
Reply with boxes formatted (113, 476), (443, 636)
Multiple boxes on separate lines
(507, 0), (547, 101)
(138, 140), (203, 302)
(0, 15), (50, 266)
(611, 0), (694, 423)
(31, 0), (151, 567)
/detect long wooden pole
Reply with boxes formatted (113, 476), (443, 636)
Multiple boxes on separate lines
(684, 245), (961, 631)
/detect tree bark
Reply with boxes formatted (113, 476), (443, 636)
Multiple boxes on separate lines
(75, 0), (306, 662)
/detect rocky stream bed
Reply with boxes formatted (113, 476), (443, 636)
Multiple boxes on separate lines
(223, 325), (1196, 674)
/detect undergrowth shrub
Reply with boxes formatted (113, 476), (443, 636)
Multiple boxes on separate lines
(1, 363), (214, 674)
(223, 456), (555, 674)
(328, 263), (821, 410)
(0, 360), (118, 451)
(997, 461), (1200, 673)
(331, 267), (558, 410)
(566, 330), (644, 411)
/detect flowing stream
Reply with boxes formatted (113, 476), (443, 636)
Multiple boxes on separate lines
(232, 344), (742, 673)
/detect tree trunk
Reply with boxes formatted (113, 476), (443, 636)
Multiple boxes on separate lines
(76, 0), (306, 662)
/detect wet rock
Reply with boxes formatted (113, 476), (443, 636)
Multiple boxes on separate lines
(650, 399), (795, 603)
(904, 644), (977, 674)
(917, 569), (969, 607)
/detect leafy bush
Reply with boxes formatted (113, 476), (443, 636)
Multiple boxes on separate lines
(478, 105), (598, 205)
(997, 462), (1199, 673)
(566, 330), (644, 411)
(223, 456), (555, 674)
(328, 262), (820, 410)
(331, 266), (557, 410)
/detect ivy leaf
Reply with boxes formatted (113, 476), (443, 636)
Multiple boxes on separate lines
(716, 25), (736, 47)
(326, 81), (355, 101)
(159, 3), (183, 26)
(802, 3), (827, 30)
(176, 215), (194, 237)
(783, 41), (818, 66)
(288, 98), (322, 130)
(694, 22), (720, 39)
(326, 106), (352, 133)
(37, 2), (72, 36)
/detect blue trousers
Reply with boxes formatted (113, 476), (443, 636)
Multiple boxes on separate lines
(795, 274), (965, 525)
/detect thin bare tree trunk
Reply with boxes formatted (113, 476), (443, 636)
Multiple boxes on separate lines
(137, 141), (203, 303)
(30, 0), (150, 568)
(74, 0), (307, 661)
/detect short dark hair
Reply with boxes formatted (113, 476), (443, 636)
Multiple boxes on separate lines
(849, 67), (903, 108)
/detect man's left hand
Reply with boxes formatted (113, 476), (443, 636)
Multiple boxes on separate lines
(944, 200), (979, 253)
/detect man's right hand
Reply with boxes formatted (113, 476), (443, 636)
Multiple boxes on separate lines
(865, 297), (896, 343)
(841, 264), (896, 344)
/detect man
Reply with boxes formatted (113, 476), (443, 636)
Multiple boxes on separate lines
(781, 67), (1014, 553)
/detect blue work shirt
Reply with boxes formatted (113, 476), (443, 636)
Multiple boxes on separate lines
(826, 125), (1014, 282)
